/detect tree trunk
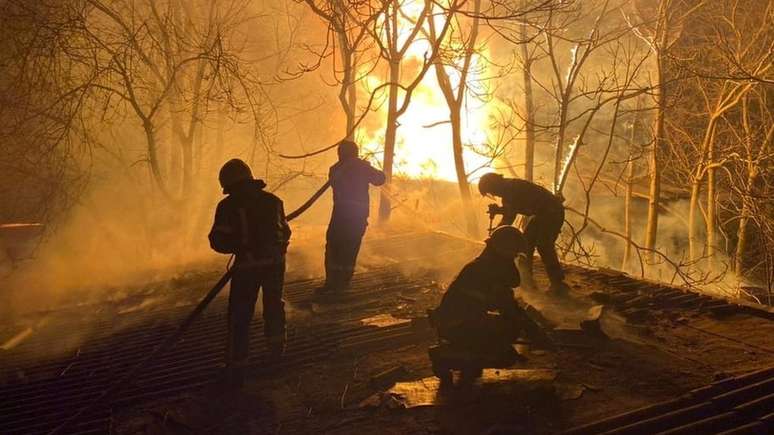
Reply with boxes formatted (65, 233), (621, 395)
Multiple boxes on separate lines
(706, 143), (716, 259)
(346, 60), (357, 139)
(450, 109), (479, 237)
(622, 156), (634, 271)
(431, 3), (480, 237)
(622, 128), (637, 271)
(179, 62), (206, 199)
(520, 18), (535, 182)
(181, 136), (193, 198)
(338, 33), (357, 139)
(688, 116), (719, 262)
(735, 182), (752, 275)
(168, 107), (182, 195)
(735, 104), (774, 275)
(553, 100), (568, 191)
(645, 57), (664, 262)
(688, 179), (702, 262)
(378, 60), (400, 223)
(143, 119), (171, 200)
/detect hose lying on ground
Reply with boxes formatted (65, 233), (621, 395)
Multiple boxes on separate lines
(50, 180), (331, 435)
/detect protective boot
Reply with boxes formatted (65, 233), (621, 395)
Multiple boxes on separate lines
(314, 283), (335, 295)
(315, 270), (339, 295)
(223, 359), (248, 390)
(516, 255), (537, 291)
(267, 333), (286, 361)
(548, 279), (570, 296)
(338, 269), (354, 291)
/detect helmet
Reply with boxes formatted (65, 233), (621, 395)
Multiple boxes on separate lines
(478, 172), (503, 196)
(337, 139), (359, 160)
(486, 225), (527, 258)
(219, 158), (253, 193)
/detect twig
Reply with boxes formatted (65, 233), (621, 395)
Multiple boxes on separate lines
(340, 383), (349, 409)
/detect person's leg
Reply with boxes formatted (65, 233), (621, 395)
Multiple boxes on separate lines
(477, 314), (519, 354)
(441, 316), (505, 352)
(226, 268), (260, 386)
(338, 220), (367, 289)
(261, 262), (287, 357)
(537, 209), (568, 293)
(323, 220), (338, 290)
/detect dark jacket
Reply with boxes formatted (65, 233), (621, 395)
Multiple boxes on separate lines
(499, 179), (563, 225)
(209, 179), (291, 266)
(329, 157), (386, 221)
(434, 248), (521, 330)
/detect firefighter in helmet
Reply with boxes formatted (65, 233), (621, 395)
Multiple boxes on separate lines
(430, 226), (541, 357)
(208, 158), (291, 388)
(478, 172), (570, 294)
(318, 140), (386, 293)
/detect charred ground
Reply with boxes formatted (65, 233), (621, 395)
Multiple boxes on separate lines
(1, 232), (772, 434)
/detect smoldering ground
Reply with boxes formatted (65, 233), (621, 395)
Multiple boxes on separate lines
(0, 150), (739, 362)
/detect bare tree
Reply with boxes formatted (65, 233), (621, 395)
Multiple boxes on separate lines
(667, 0), (772, 262)
(299, 0), (382, 138)
(369, 0), (457, 222)
(0, 1), (96, 225)
(518, 1), (538, 182)
(524, 0), (638, 195)
(732, 91), (774, 276)
(623, 0), (705, 262)
(428, 0), (484, 236)
(621, 96), (644, 271)
(68, 0), (263, 203)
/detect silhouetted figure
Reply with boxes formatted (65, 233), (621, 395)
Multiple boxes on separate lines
(430, 226), (529, 356)
(319, 140), (385, 293)
(478, 173), (570, 294)
(209, 158), (291, 387)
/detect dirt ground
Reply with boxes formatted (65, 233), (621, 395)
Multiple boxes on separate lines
(109, 235), (774, 435)
(2, 231), (771, 434)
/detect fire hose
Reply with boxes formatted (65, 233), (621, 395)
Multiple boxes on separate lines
(50, 180), (331, 435)
(285, 180), (330, 221)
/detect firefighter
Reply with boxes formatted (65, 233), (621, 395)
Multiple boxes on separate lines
(430, 226), (539, 358)
(318, 140), (386, 293)
(209, 158), (291, 387)
(478, 172), (570, 294)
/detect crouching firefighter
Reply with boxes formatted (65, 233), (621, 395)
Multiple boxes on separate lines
(209, 158), (291, 388)
(318, 140), (386, 293)
(428, 226), (549, 382)
(478, 172), (570, 294)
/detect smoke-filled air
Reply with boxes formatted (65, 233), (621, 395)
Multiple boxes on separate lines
(2, 1), (774, 434)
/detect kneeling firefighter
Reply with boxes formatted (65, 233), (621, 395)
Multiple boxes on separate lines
(478, 172), (570, 294)
(429, 226), (544, 357)
(208, 159), (291, 387)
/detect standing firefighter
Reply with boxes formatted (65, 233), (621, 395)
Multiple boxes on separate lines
(319, 140), (386, 293)
(209, 159), (291, 387)
(478, 172), (570, 294)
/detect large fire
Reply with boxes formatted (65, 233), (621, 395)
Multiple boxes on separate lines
(359, 1), (499, 182)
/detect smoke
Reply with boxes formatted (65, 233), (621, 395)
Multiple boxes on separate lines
(1, 0), (765, 337)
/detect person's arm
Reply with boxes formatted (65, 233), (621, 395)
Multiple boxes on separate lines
(208, 201), (238, 254)
(364, 160), (386, 186)
(498, 202), (517, 226)
(492, 284), (519, 317)
(277, 199), (291, 251)
(328, 165), (335, 182)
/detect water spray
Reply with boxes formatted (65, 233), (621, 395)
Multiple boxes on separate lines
(554, 135), (581, 196)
